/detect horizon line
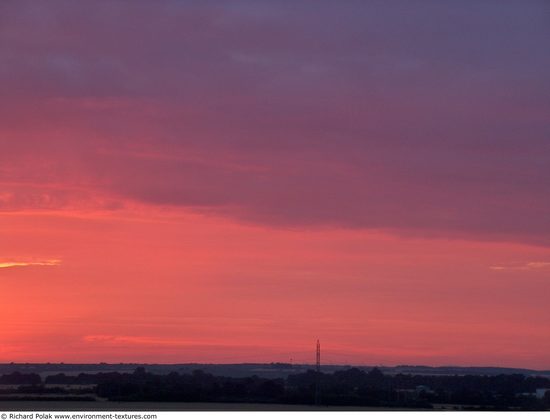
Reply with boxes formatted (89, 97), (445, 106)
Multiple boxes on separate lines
(1, 361), (548, 371)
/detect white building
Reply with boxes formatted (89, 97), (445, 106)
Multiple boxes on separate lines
(535, 388), (550, 399)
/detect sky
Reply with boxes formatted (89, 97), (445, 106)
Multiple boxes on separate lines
(1, 0), (549, 368)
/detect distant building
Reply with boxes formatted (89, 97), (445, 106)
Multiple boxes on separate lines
(415, 385), (434, 394)
(536, 388), (550, 399)
(394, 385), (435, 402)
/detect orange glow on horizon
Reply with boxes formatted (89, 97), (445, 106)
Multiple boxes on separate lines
(1, 206), (549, 368)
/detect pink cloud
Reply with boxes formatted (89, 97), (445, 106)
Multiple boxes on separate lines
(1, 1), (549, 368)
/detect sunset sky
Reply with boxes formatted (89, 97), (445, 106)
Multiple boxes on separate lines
(1, 0), (549, 368)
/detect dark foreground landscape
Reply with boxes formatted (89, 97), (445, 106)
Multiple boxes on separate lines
(1, 364), (550, 411)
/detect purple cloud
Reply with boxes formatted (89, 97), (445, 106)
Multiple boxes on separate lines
(1, 0), (549, 245)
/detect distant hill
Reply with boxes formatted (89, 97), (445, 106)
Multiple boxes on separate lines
(1, 363), (549, 379)
(386, 365), (550, 377)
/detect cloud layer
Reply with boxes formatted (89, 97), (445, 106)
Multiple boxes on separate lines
(1, 1), (549, 246)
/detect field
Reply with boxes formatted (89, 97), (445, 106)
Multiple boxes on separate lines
(0, 401), (408, 411)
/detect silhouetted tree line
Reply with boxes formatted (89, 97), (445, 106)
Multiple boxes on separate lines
(93, 368), (286, 404)
(286, 368), (550, 409)
(2, 367), (550, 409)
(0, 372), (41, 385)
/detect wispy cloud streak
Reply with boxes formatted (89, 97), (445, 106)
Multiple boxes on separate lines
(0, 259), (62, 269)
(489, 262), (550, 271)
